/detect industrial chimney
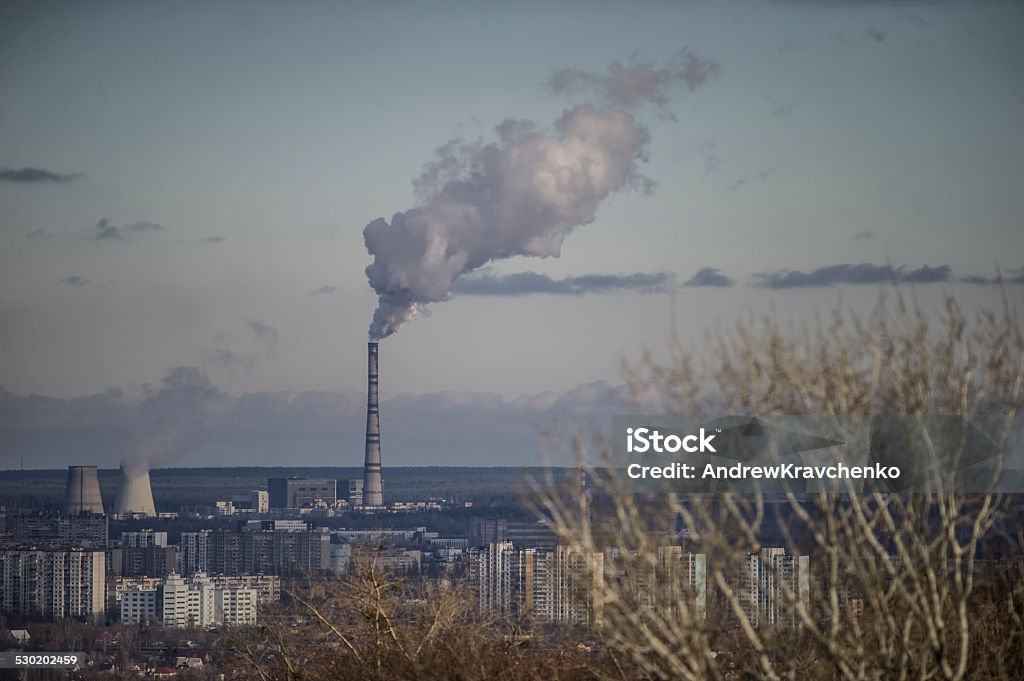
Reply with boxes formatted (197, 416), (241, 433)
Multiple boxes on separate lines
(363, 341), (384, 507)
(63, 466), (104, 514)
(114, 465), (157, 517)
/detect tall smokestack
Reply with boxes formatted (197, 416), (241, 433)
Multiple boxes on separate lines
(63, 466), (104, 514)
(363, 341), (383, 507)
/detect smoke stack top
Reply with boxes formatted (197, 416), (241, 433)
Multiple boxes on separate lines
(364, 105), (651, 340)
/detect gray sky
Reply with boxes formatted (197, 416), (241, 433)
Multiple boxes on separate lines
(1, 0), (1022, 467)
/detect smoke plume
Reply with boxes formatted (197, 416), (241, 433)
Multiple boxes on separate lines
(364, 104), (652, 339)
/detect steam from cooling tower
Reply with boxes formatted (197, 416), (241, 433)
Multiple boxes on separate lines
(116, 366), (224, 483)
(363, 105), (651, 340)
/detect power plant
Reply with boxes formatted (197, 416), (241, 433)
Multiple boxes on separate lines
(63, 465), (105, 514)
(363, 341), (384, 507)
(114, 465), (157, 518)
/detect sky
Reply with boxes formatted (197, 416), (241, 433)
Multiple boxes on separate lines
(1, 0), (1022, 468)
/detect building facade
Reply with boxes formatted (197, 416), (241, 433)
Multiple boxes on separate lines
(0, 546), (105, 623)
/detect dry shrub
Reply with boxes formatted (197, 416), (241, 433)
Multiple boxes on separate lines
(536, 288), (1023, 681)
(220, 547), (603, 681)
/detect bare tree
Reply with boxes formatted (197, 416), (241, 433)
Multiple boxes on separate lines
(537, 289), (1024, 681)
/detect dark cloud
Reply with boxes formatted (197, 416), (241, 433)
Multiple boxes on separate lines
(0, 167), (83, 184)
(125, 220), (164, 232)
(865, 25), (887, 42)
(202, 236), (225, 243)
(726, 167), (777, 192)
(683, 267), (735, 288)
(307, 285), (337, 296)
(698, 140), (721, 175)
(247, 320), (279, 357)
(547, 49), (720, 117)
(454, 271), (675, 296)
(207, 345), (255, 373)
(769, 97), (798, 117)
(959, 268), (1024, 286)
(58, 275), (88, 288)
(751, 263), (951, 289)
(0, 377), (635, 467)
(94, 218), (165, 241)
(95, 218), (124, 241)
(899, 14), (929, 28)
(851, 230), (876, 240)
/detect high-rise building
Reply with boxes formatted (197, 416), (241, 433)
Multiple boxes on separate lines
(207, 529), (329, 576)
(121, 530), (168, 548)
(0, 546), (105, 623)
(181, 531), (211, 575)
(735, 548), (810, 628)
(469, 543), (604, 625)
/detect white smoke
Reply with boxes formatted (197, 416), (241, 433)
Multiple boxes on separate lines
(364, 104), (652, 339)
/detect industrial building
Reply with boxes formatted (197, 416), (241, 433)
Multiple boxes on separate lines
(0, 546), (105, 624)
(267, 477), (337, 509)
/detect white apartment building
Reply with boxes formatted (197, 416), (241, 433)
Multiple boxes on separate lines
(737, 547), (810, 628)
(469, 543), (604, 625)
(0, 547), (105, 624)
(119, 573), (258, 628)
(120, 585), (159, 625)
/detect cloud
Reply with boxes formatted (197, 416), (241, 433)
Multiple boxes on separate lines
(454, 271), (675, 296)
(726, 167), (777, 192)
(0, 167), (83, 184)
(769, 97), (798, 117)
(58, 275), (89, 287)
(751, 263), (951, 289)
(0, 377), (638, 467)
(247, 320), (279, 357)
(683, 267), (735, 288)
(94, 218), (165, 241)
(547, 49), (720, 117)
(851, 230), (876, 240)
(95, 218), (124, 240)
(206, 345), (255, 373)
(307, 285), (337, 296)
(202, 236), (225, 244)
(865, 25), (887, 42)
(959, 268), (1024, 286)
(899, 14), (929, 28)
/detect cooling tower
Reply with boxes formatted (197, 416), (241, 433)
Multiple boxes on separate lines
(363, 341), (384, 507)
(114, 465), (157, 517)
(63, 466), (105, 514)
